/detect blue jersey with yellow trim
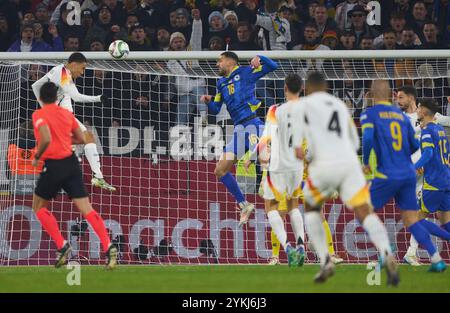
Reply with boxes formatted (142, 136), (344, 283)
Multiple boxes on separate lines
(208, 55), (278, 125)
(361, 103), (419, 179)
(420, 122), (450, 191)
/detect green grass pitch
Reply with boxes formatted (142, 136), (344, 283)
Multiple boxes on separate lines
(0, 264), (449, 293)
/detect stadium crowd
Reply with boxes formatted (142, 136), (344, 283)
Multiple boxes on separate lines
(2, 0), (449, 150)
(0, 0), (449, 52)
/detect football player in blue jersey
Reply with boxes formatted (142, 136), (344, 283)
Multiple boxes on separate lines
(201, 51), (278, 227)
(361, 81), (447, 274)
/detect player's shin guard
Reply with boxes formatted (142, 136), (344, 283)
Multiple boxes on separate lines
(267, 210), (288, 250)
(36, 208), (65, 250)
(84, 210), (111, 253)
(323, 220), (335, 255)
(305, 211), (328, 265)
(84, 143), (103, 179)
(419, 219), (450, 241)
(220, 172), (245, 204)
(362, 213), (392, 259)
(289, 208), (305, 247)
(408, 221), (442, 263)
(271, 230), (281, 257)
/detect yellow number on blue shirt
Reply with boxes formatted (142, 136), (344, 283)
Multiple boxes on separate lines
(438, 139), (449, 165)
(390, 121), (402, 151)
(227, 84), (235, 95)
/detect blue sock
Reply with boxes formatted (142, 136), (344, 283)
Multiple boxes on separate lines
(220, 172), (245, 204)
(420, 219), (450, 241)
(408, 221), (437, 257)
(443, 222), (450, 233)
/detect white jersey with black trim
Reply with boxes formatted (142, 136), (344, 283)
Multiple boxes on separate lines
(261, 100), (304, 173)
(293, 91), (360, 165)
(405, 111), (422, 163)
(31, 64), (101, 113)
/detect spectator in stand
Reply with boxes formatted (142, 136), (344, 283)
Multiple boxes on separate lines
(398, 26), (420, 49)
(321, 30), (339, 50)
(63, 34), (80, 51)
(278, 5), (303, 49)
(359, 34), (374, 49)
(127, 23), (152, 51)
(83, 5), (126, 50)
(8, 23), (62, 52)
(313, 4), (339, 39)
(0, 14), (16, 51)
(204, 11), (235, 49)
(255, 2), (290, 50)
(208, 35), (225, 50)
(380, 28), (398, 50)
(173, 7), (193, 42)
(35, 4), (50, 25)
(33, 22), (63, 51)
(167, 9), (206, 125)
(293, 22), (329, 73)
(411, 0), (429, 42)
(435, 0), (449, 46)
(23, 11), (37, 25)
(335, 0), (365, 31)
(230, 21), (260, 50)
(154, 26), (171, 51)
(420, 21), (446, 49)
(123, 0), (139, 16)
(373, 11), (407, 47)
(139, 0), (169, 31)
(103, 0), (127, 26)
(347, 5), (379, 48)
(81, 9), (94, 31)
(56, 2), (85, 41)
(168, 7), (179, 30)
(89, 38), (105, 51)
(338, 29), (356, 50)
(393, 0), (414, 22)
(234, 0), (256, 24)
(305, 0), (319, 24)
(224, 10), (239, 30)
(125, 14), (140, 30)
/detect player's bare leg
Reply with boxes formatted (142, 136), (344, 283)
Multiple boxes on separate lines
(215, 152), (254, 227)
(353, 202), (399, 286)
(286, 197), (305, 266)
(304, 201), (335, 283)
(265, 199), (301, 266)
(83, 130), (116, 192)
(32, 195), (71, 268)
(72, 197), (117, 270)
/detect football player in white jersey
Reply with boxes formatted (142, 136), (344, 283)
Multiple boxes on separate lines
(397, 87), (450, 266)
(294, 72), (397, 284)
(31, 52), (115, 192)
(258, 74), (306, 267)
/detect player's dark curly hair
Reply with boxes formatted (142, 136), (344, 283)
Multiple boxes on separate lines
(285, 73), (303, 94)
(418, 98), (439, 115)
(220, 51), (239, 64)
(68, 52), (87, 64)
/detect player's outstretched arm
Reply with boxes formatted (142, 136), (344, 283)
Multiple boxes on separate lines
(62, 82), (102, 103)
(248, 55), (278, 81)
(435, 112), (450, 127)
(201, 93), (222, 115)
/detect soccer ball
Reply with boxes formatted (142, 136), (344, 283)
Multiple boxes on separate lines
(108, 40), (130, 59)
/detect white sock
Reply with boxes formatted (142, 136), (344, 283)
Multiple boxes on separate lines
(305, 211), (328, 265)
(407, 235), (419, 256)
(84, 143), (103, 179)
(288, 208), (305, 247)
(267, 210), (288, 250)
(431, 252), (442, 264)
(362, 213), (392, 258)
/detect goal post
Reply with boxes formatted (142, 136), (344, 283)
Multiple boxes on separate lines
(0, 50), (449, 266)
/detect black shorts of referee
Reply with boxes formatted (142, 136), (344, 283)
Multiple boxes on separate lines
(34, 153), (88, 200)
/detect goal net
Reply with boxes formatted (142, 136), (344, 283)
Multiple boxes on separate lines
(0, 50), (449, 266)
